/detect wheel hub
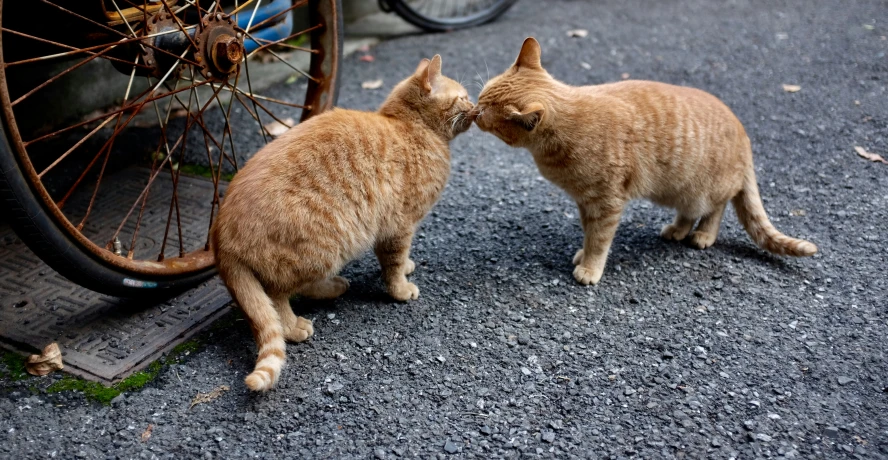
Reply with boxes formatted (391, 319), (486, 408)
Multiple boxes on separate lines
(196, 13), (244, 81)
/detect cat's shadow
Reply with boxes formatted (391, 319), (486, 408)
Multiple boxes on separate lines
(526, 226), (807, 280)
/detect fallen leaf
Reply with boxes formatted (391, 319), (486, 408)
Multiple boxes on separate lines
(854, 146), (888, 164)
(782, 84), (801, 93)
(361, 79), (383, 90)
(359, 54), (375, 62)
(285, 74), (298, 84)
(26, 343), (63, 376)
(580, 62), (591, 70)
(790, 209), (807, 216)
(862, 24), (874, 30)
(566, 29), (588, 38)
(141, 424), (154, 443)
(190, 385), (230, 410)
(263, 117), (295, 137)
(621, 73), (630, 80)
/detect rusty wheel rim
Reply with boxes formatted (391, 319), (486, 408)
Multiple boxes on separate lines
(0, 0), (340, 277)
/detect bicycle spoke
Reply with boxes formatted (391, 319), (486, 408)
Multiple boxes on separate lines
(36, 0), (202, 67)
(249, 0), (308, 32)
(39, 46), (195, 179)
(11, 47), (114, 106)
(157, 80), (195, 261)
(240, 39), (268, 144)
(76, 55), (143, 230)
(1, 29), (153, 69)
(25, 82), (200, 147)
(242, 30), (316, 82)
(246, 24), (323, 58)
(111, 83), (226, 251)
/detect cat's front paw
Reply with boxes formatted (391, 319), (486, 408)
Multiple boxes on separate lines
(572, 249), (584, 265)
(389, 282), (420, 301)
(404, 259), (416, 276)
(573, 265), (603, 285)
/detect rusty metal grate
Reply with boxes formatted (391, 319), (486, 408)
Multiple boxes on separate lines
(0, 169), (231, 384)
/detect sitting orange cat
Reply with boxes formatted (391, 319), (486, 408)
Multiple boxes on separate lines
(474, 38), (816, 286)
(212, 55), (474, 391)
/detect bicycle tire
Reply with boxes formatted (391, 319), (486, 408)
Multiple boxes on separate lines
(388, 0), (518, 32)
(0, 0), (343, 297)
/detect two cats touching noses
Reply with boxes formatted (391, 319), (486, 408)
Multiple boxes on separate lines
(211, 37), (818, 391)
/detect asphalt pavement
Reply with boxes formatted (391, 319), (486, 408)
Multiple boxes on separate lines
(2, 0), (887, 458)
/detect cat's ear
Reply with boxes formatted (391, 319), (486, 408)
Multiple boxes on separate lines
(514, 37), (542, 70)
(420, 54), (443, 95)
(414, 58), (431, 75)
(508, 102), (545, 131)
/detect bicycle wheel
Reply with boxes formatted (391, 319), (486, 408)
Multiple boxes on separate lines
(384, 0), (517, 32)
(0, 0), (342, 297)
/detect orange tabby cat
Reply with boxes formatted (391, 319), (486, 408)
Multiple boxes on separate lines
(474, 38), (816, 286)
(211, 55), (474, 391)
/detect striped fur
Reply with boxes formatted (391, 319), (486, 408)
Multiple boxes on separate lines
(474, 38), (817, 286)
(211, 55), (474, 391)
(732, 170), (818, 257)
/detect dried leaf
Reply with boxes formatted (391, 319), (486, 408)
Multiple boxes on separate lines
(26, 343), (63, 376)
(190, 385), (230, 410)
(790, 209), (807, 217)
(566, 29), (588, 38)
(854, 146), (888, 164)
(621, 73), (631, 80)
(361, 79), (383, 90)
(359, 54), (375, 63)
(782, 84), (801, 93)
(141, 424), (154, 443)
(580, 62), (591, 70)
(263, 117), (295, 137)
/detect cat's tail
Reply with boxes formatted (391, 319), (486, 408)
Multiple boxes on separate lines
(732, 168), (817, 257)
(220, 261), (286, 391)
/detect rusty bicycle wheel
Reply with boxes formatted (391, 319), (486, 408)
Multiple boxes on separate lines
(0, 0), (342, 296)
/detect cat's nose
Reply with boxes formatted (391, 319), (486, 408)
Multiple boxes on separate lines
(468, 106), (481, 121)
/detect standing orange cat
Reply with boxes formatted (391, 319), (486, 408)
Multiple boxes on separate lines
(474, 38), (816, 286)
(211, 55), (474, 391)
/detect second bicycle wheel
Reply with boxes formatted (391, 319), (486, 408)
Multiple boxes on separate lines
(0, 0), (342, 297)
(385, 0), (518, 32)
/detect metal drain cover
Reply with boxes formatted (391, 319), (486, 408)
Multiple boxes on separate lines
(0, 169), (232, 384)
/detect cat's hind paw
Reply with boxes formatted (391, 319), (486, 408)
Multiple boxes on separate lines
(689, 231), (717, 249)
(660, 223), (691, 241)
(404, 259), (416, 276)
(573, 265), (603, 285)
(389, 281), (420, 302)
(300, 276), (349, 299)
(284, 316), (314, 343)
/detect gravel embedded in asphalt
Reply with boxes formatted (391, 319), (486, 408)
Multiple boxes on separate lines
(2, 0), (888, 458)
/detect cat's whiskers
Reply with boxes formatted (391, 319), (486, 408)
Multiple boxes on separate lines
(484, 59), (490, 87)
(450, 112), (465, 133)
(474, 71), (486, 92)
